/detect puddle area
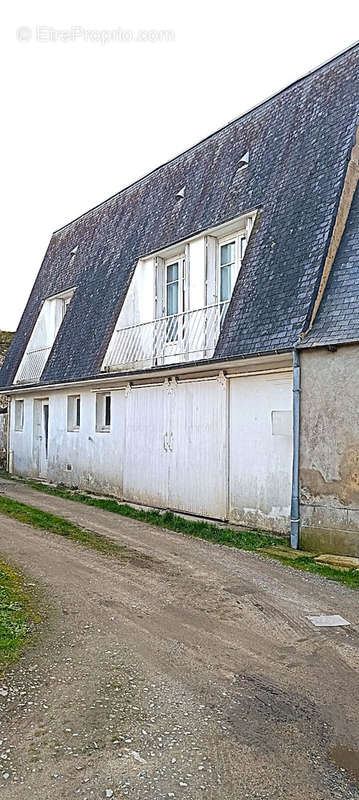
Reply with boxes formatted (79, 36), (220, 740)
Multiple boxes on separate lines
(330, 746), (359, 786)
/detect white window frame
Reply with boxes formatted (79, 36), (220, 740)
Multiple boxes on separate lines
(67, 394), (81, 432)
(165, 254), (186, 315)
(218, 231), (248, 303)
(14, 399), (24, 431)
(164, 254), (186, 343)
(96, 392), (111, 432)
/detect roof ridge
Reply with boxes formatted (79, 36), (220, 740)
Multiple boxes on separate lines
(53, 40), (359, 236)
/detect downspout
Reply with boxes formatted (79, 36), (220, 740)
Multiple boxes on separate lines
(290, 349), (300, 549)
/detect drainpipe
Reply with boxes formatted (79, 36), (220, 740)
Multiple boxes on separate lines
(290, 349), (300, 549)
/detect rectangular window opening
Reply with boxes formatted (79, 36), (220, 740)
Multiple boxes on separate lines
(67, 395), (81, 432)
(96, 393), (111, 431)
(105, 395), (111, 427)
(14, 399), (24, 431)
(166, 261), (179, 342)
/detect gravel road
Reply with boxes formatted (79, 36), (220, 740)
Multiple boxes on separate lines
(0, 477), (358, 799)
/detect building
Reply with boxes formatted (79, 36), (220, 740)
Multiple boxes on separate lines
(0, 331), (14, 469)
(1, 44), (359, 554)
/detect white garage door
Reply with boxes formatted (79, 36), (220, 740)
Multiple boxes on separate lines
(123, 379), (227, 518)
(168, 379), (227, 518)
(123, 385), (170, 508)
(229, 373), (293, 532)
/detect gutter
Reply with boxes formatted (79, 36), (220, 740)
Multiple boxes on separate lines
(0, 347), (292, 395)
(290, 349), (301, 549)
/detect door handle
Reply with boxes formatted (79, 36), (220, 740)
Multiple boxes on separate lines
(163, 432), (174, 452)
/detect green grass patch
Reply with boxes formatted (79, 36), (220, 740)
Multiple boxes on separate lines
(1, 475), (358, 589)
(0, 496), (152, 565)
(0, 559), (36, 670)
(16, 478), (280, 551)
(261, 550), (359, 590)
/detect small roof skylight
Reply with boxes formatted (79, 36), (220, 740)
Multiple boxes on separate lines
(238, 150), (250, 169)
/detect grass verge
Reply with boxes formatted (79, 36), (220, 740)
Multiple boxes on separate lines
(10, 478), (280, 551)
(0, 496), (152, 566)
(261, 549), (359, 591)
(1, 475), (359, 589)
(0, 559), (39, 672)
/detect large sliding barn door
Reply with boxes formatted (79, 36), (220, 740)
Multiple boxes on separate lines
(122, 378), (227, 518)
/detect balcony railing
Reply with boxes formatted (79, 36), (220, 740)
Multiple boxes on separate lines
(15, 346), (52, 384)
(103, 302), (229, 372)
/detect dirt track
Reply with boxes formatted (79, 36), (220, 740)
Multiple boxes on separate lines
(0, 477), (358, 799)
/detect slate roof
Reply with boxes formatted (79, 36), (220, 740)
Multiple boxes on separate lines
(300, 182), (359, 347)
(1, 43), (359, 389)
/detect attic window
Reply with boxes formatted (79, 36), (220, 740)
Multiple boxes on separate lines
(237, 150), (249, 170)
(176, 186), (185, 200)
(68, 246), (78, 267)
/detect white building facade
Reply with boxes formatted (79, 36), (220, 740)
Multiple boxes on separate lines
(3, 44), (358, 552)
(8, 213), (293, 533)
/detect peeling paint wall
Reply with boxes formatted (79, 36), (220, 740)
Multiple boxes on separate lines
(300, 344), (359, 555)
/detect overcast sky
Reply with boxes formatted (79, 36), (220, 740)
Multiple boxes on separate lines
(1, 0), (357, 331)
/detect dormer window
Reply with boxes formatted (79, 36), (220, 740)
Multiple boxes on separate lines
(103, 211), (256, 372)
(14, 286), (76, 384)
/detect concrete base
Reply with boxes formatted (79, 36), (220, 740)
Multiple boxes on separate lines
(300, 526), (359, 557)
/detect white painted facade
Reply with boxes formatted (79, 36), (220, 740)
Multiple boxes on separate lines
(8, 211), (294, 534)
(9, 362), (293, 532)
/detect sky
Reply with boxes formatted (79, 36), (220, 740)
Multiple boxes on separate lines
(1, 0), (358, 331)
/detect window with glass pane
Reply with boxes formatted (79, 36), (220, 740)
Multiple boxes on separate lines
(76, 397), (81, 428)
(105, 395), (111, 427)
(220, 241), (235, 302)
(166, 261), (179, 341)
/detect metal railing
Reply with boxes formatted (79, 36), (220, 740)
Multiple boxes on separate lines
(103, 302), (229, 371)
(15, 346), (52, 384)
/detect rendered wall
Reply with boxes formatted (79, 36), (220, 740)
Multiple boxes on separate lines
(300, 344), (359, 555)
(9, 371), (293, 532)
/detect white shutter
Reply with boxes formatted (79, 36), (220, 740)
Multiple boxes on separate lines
(205, 235), (218, 306)
(155, 256), (165, 318)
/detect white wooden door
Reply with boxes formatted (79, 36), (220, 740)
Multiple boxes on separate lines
(168, 379), (228, 519)
(229, 374), (293, 532)
(123, 385), (169, 508)
(122, 379), (228, 518)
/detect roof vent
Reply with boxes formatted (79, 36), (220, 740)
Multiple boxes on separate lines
(70, 245), (78, 256)
(238, 150), (249, 169)
(176, 186), (185, 200)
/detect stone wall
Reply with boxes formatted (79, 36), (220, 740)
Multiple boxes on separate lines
(299, 343), (359, 556)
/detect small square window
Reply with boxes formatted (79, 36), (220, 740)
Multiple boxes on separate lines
(96, 393), (111, 431)
(67, 395), (81, 431)
(14, 399), (24, 431)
